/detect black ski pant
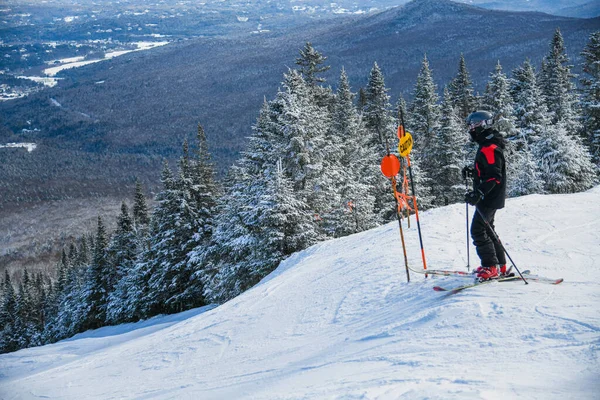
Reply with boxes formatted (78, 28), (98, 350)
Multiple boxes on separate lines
(471, 205), (506, 268)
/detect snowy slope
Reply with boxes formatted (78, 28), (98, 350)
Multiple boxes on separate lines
(1, 188), (600, 399)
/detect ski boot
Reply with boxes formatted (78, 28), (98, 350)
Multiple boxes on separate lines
(475, 265), (499, 282)
(499, 264), (515, 277)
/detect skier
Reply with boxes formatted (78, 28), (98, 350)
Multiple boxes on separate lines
(462, 111), (507, 281)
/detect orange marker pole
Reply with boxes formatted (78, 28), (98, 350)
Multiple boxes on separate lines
(392, 176), (410, 283)
(381, 151), (410, 283)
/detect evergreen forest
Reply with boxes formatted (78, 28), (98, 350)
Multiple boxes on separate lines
(1, 29), (599, 353)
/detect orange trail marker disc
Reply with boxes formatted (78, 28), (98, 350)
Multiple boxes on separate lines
(380, 154), (401, 178)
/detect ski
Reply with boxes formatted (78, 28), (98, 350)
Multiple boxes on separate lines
(433, 274), (524, 293)
(433, 270), (563, 293)
(407, 265), (476, 278)
(409, 264), (514, 279)
(517, 274), (563, 285)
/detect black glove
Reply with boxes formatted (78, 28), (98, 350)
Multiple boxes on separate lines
(465, 190), (483, 206)
(462, 166), (475, 180)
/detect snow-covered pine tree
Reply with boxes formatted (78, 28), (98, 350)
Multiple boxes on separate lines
(449, 54), (476, 121)
(296, 42), (331, 87)
(276, 69), (330, 221)
(48, 238), (88, 341)
(124, 161), (178, 318)
(133, 178), (150, 228)
(409, 54), (440, 157)
(483, 61), (517, 139)
(257, 162), (320, 266)
(407, 55), (440, 207)
(539, 28), (581, 135)
(0, 271), (19, 353)
(429, 87), (466, 205)
(511, 59), (550, 145)
(580, 31), (600, 166)
(534, 121), (598, 193)
(361, 62), (398, 221)
(295, 42), (333, 108)
(17, 269), (38, 347)
(200, 168), (259, 303)
(202, 74), (326, 302)
(180, 124), (220, 307)
(507, 138), (544, 197)
(363, 62), (396, 154)
(137, 157), (206, 316)
(205, 162), (320, 303)
(483, 61), (542, 196)
(106, 202), (139, 324)
(81, 216), (110, 330)
(199, 99), (286, 303)
(326, 68), (378, 236)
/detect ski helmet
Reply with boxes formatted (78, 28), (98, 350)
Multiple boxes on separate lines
(466, 110), (494, 141)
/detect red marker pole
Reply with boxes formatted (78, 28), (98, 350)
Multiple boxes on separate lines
(397, 117), (428, 276)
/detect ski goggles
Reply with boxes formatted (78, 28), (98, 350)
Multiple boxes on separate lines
(468, 119), (491, 131)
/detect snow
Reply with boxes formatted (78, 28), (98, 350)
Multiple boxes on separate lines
(1, 188), (599, 399)
(16, 75), (60, 88)
(43, 42), (169, 77)
(0, 143), (37, 152)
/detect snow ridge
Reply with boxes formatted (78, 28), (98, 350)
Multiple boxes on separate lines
(1, 188), (599, 399)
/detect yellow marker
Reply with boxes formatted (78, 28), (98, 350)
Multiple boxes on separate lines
(398, 131), (414, 157)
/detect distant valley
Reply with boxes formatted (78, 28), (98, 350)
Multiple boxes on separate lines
(0, 0), (599, 276)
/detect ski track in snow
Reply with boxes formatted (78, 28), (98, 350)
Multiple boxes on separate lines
(1, 188), (600, 399)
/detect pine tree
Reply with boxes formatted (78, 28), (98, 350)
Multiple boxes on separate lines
(409, 54), (440, 156)
(408, 55), (440, 208)
(429, 87), (466, 205)
(449, 54), (476, 120)
(133, 178), (150, 227)
(363, 62), (396, 153)
(511, 59), (550, 144)
(81, 216), (110, 330)
(106, 202), (139, 324)
(179, 124), (220, 309)
(295, 42), (332, 108)
(539, 28), (580, 134)
(483, 61), (517, 139)
(580, 31), (600, 166)
(296, 42), (331, 87)
(483, 61), (542, 196)
(0, 271), (19, 353)
(506, 138), (544, 197)
(534, 121), (598, 193)
(275, 69), (330, 218)
(327, 68), (378, 236)
(361, 62), (398, 221)
(141, 160), (201, 315)
(205, 163), (319, 303)
(201, 169), (258, 303)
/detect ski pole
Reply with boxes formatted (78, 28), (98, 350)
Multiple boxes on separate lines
(465, 176), (470, 272)
(475, 206), (528, 284)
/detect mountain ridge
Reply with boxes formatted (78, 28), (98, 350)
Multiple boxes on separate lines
(1, 0), (598, 208)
